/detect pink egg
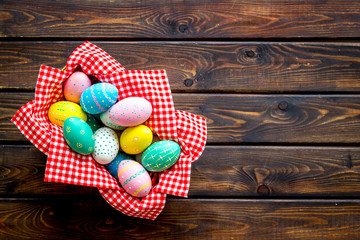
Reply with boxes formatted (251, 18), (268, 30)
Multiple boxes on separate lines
(108, 97), (152, 127)
(118, 160), (152, 198)
(63, 72), (92, 104)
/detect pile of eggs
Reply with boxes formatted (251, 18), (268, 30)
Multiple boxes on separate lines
(48, 71), (181, 198)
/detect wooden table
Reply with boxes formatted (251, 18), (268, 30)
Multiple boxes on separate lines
(1, 0), (360, 239)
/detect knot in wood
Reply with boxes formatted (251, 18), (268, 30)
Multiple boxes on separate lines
(105, 218), (114, 225)
(278, 101), (289, 111)
(257, 184), (270, 195)
(184, 78), (194, 87)
(245, 50), (255, 58)
(179, 24), (189, 33)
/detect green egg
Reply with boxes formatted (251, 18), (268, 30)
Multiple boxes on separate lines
(86, 113), (102, 133)
(141, 140), (181, 172)
(63, 117), (95, 155)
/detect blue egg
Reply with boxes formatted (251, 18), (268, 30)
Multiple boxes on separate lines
(105, 152), (134, 180)
(80, 83), (118, 114)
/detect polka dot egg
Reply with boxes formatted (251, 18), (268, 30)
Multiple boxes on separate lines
(118, 160), (152, 198)
(92, 127), (119, 164)
(63, 72), (92, 104)
(80, 83), (118, 114)
(108, 97), (152, 127)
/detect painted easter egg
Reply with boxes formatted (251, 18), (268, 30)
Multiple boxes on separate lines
(120, 125), (153, 155)
(48, 101), (87, 127)
(92, 127), (119, 164)
(141, 140), (181, 172)
(118, 160), (152, 198)
(63, 72), (92, 104)
(108, 97), (152, 127)
(86, 113), (102, 133)
(105, 152), (134, 181)
(63, 117), (95, 155)
(100, 109), (125, 131)
(80, 83), (118, 114)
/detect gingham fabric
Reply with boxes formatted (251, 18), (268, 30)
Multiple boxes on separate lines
(11, 41), (207, 220)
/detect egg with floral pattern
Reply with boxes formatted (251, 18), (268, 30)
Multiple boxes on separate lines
(141, 140), (181, 172)
(108, 97), (152, 127)
(118, 160), (152, 198)
(80, 83), (118, 114)
(92, 127), (119, 164)
(63, 117), (95, 155)
(105, 152), (134, 180)
(63, 72), (92, 104)
(100, 109), (126, 131)
(120, 125), (153, 155)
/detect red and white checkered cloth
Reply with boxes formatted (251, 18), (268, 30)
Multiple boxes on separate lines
(11, 41), (207, 220)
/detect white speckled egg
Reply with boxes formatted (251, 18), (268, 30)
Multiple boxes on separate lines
(108, 97), (152, 127)
(92, 127), (119, 164)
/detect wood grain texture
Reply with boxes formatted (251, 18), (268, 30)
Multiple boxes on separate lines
(1, 145), (360, 197)
(0, 199), (359, 240)
(2, 0), (360, 39)
(2, 93), (360, 143)
(1, 42), (360, 92)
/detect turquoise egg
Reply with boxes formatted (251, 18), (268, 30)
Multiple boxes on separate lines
(141, 140), (181, 172)
(80, 83), (118, 114)
(63, 117), (95, 155)
(86, 113), (102, 133)
(105, 152), (134, 180)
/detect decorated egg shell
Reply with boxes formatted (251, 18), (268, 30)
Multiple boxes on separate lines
(80, 83), (118, 114)
(86, 113), (102, 133)
(63, 117), (95, 155)
(105, 152), (134, 181)
(100, 109), (125, 131)
(118, 160), (152, 198)
(141, 140), (181, 172)
(48, 101), (87, 127)
(92, 127), (119, 164)
(120, 125), (153, 155)
(108, 97), (152, 127)
(135, 134), (161, 162)
(63, 72), (92, 104)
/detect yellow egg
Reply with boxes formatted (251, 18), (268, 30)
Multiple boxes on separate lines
(120, 125), (153, 155)
(48, 101), (87, 127)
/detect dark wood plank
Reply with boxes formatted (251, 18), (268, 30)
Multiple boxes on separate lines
(1, 42), (360, 92)
(2, 93), (360, 143)
(0, 199), (359, 239)
(1, 145), (360, 197)
(2, 0), (360, 39)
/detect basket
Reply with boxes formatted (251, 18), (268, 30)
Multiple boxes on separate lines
(11, 41), (207, 220)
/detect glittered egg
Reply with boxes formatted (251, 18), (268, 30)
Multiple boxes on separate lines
(63, 72), (92, 104)
(92, 127), (119, 164)
(120, 125), (153, 155)
(108, 97), (152, 127)
(80, 83), (118, 114)
(118, 160), (152, 198)
(100, 109), (125, 131)
(48, 101), (87, 127)
(105, 152), (134, 181)
(63, 117), (95, 155)
(141, 140), (181, 172)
